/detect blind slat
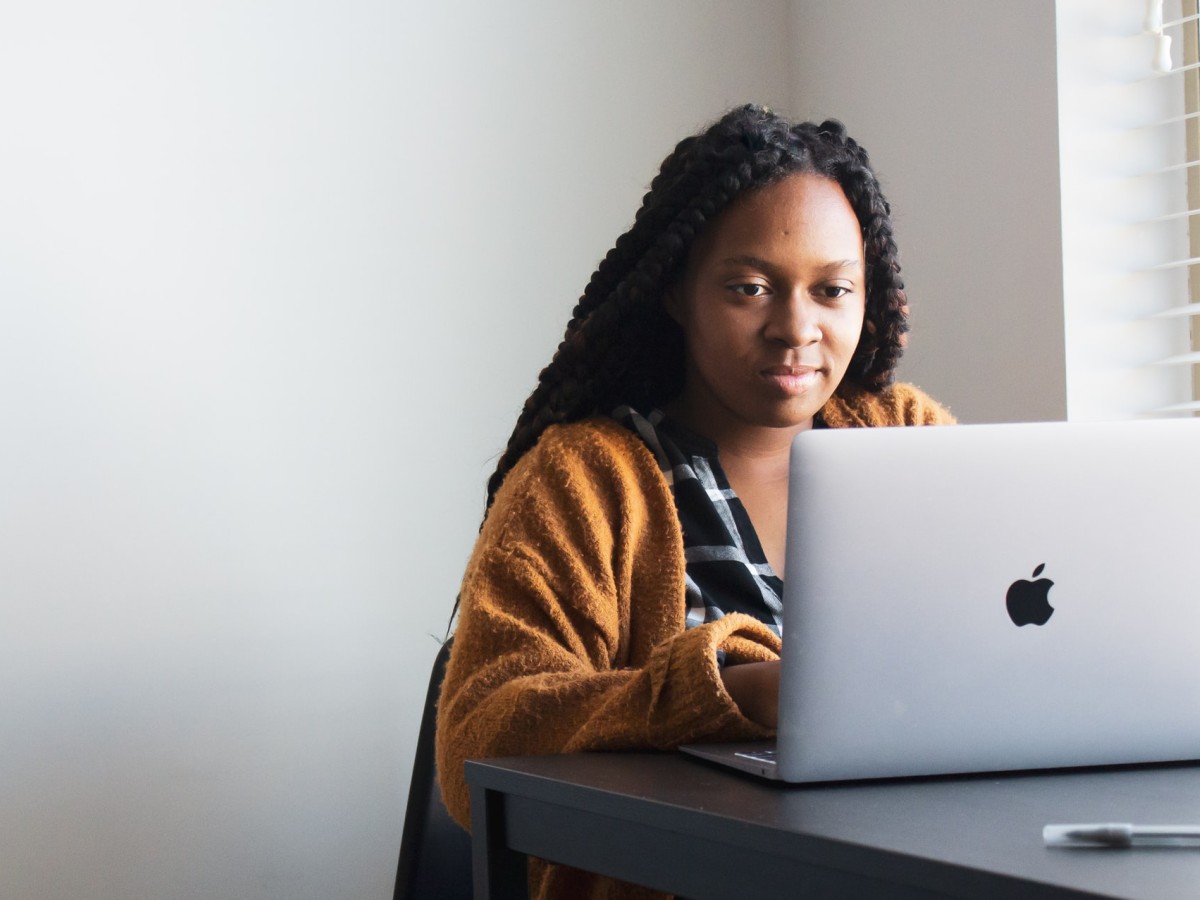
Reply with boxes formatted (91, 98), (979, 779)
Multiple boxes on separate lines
(1152, 399), (1200, 412)
(1152, 350), (1200, 365)
(1161, 12), (1200, 29)
(1149, 255), (1200, 270)
(1145, 157), (1200, 174)
(1142, 208), (1200, 223)
(1153, 301), (1200, 317)
(1147, 57), (1200, 77)
(1139, 108), (1200, 127)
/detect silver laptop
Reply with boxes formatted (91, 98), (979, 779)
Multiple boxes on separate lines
(682, 418), (1200, 782)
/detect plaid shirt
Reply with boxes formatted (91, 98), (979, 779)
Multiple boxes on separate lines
(614, 406), (804, 638)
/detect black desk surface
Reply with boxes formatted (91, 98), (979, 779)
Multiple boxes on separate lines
(465, 752), (1200, 899)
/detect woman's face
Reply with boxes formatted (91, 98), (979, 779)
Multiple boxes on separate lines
(666, 172), (866, 441)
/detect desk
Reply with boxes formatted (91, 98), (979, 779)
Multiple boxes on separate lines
(466, 753), (1200, 899)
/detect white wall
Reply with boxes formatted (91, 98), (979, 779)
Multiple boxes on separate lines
(0, 2), (794, 898)
(789, 0), (1069, 424)
(1, 1), (1121, 897)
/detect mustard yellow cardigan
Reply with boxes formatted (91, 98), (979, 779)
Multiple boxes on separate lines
(436, 383), (953, 900)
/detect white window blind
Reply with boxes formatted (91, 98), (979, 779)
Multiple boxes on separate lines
(1143, 0), (1200, 413)
(1056, 0), (1195, 421)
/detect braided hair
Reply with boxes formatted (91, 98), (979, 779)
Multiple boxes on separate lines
(486, 104), (909, 513)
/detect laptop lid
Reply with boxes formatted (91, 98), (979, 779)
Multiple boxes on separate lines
(775, 418), (1200, 783)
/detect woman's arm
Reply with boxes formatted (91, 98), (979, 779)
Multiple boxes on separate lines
(434, 422), (780, 828)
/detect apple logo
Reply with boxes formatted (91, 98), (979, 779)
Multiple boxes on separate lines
(1005, 563), (1055, 626)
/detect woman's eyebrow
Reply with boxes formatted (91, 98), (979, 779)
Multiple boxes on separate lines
(721, 254), (774, 268)
(721, 255), (864, 273)
(818, 259), (865, 273)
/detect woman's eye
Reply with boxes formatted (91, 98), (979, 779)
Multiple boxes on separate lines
(820, 285), (851, 300)
(732, 283), (769, 298)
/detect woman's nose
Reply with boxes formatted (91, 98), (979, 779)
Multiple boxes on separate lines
(765, 295), (822, 347)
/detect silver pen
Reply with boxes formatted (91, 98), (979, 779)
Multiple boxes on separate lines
(1044, 823), (1200, 848)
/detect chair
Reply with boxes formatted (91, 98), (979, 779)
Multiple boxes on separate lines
(394, 638), (473, 899)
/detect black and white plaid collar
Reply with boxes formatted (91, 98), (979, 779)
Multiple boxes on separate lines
(613, 406), (785, 637)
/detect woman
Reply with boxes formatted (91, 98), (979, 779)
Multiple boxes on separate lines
(435, 105), (953, 899)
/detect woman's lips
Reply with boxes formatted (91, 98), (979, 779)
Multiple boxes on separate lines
(761, 365), (820, 394)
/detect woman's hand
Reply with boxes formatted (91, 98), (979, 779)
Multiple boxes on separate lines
(719, 660), (780, 729)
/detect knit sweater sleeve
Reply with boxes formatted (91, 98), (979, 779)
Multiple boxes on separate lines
(435, 419), (780, 829)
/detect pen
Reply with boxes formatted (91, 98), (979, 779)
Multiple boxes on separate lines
(1044, 823), (1200, 848)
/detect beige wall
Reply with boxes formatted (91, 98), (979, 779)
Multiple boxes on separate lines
(789, 0), (1068, 423)
(1, 2), (1105, 898)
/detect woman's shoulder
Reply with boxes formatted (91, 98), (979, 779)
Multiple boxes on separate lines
(519, 415), (656, 475)
(487, 416), (669, 526)
(820, 381), (956, 428)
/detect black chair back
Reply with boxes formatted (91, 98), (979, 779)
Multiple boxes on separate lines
(394, 639), (472, 899)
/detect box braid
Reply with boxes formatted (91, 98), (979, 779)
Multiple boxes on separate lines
(484, 104), (909, 514)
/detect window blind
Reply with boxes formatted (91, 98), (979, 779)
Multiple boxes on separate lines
(1144, 0), (1200, 412)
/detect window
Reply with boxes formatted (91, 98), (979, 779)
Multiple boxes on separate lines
(1182, 0), (1200, 407)
(1056, 0), (1195, 420)
(1145, 0), (1200, 413)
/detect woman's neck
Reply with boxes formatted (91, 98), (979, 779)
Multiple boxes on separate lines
(661, 397), (811, 465)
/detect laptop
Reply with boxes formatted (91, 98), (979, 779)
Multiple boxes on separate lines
(681, 418), (1200, 782)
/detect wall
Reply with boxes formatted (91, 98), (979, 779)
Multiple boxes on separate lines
(0, 2), (794, 898)
(1, 2), (1128, 897)
(789, 0), (1069, 424)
